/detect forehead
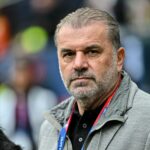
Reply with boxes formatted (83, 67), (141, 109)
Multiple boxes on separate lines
(57, 22), (109, 46)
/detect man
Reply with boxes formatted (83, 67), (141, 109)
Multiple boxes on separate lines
(0, 129), (22, 150)
(39, 7), (150, 150)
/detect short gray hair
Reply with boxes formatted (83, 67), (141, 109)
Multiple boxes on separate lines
(54, 7), (121, 49)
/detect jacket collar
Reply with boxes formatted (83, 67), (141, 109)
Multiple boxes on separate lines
(44, 97), (75, 130)
(94, 71), (138, 128)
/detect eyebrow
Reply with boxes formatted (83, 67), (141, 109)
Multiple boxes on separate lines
(59, 44), (103, 53)
(85, 44), (103, 51)
(60, 48), (73, 53)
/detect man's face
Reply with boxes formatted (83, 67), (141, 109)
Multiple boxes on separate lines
(57, 22), (124, 101)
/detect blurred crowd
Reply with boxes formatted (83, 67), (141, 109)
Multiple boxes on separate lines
(0, 0), (150, 149)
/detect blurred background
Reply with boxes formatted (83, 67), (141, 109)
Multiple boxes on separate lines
(0, 0), (150, 149)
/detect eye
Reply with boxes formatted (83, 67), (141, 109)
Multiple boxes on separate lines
(86, 49), (100, 57)
(61, 49), (75, 62)
(63, 51), (75, 57)
(85, 45), (103, 57)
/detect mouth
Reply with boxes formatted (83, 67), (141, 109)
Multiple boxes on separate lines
(68, 76), (95, 89)
(70, 77), (94, 86)
(71, 77), (93, 81)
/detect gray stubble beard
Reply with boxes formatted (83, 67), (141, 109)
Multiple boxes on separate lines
(59, 52), (118, 109)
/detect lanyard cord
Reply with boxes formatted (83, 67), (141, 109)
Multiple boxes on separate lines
(57, 76), (121, 150)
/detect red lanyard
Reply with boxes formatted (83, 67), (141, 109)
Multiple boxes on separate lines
(93, 86), (118, 127)
(57, 76), (121, 150)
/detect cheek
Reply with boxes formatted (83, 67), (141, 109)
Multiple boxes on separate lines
(59, 62), (71, 80)
(94, 57), (110, 68)
(91, 58), (113, 76)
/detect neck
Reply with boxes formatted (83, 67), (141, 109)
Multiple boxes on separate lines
(77, 74), (121, 116)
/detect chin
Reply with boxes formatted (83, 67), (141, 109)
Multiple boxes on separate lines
(71, 88), (96, 99)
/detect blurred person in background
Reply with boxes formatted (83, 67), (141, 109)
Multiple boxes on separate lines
(112, 0), (145, 88)
(0, 13), (13, 85)
(39, 7), (150, 150)
(0, 15), (11, 58)
(1, 0), (85, 37)
(0, 0), (85, 101)
(0, 57), (58, 150)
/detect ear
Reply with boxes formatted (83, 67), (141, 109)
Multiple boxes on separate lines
(116, 47), (125, 72)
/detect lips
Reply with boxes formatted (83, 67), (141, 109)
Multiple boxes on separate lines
(71, 77), (92, 81)
(70, 77), (95, 86)
(69, 78), (92, 88)
(69, 73), (95, 86)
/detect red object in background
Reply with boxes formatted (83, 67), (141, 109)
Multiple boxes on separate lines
(0, 15), (11, 58)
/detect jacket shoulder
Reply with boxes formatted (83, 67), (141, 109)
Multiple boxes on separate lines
(44, 97), (75, 126)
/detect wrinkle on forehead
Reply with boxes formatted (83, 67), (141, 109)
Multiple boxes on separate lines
(58, 21), (108, 36)
(57, 22), (110, 50)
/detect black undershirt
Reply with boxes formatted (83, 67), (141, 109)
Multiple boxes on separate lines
(67, 103), (104, 150)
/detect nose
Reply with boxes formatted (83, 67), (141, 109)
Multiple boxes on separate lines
(73, 52), (88, 71)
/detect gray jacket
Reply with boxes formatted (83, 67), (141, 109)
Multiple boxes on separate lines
(39, 72), (150, 150)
